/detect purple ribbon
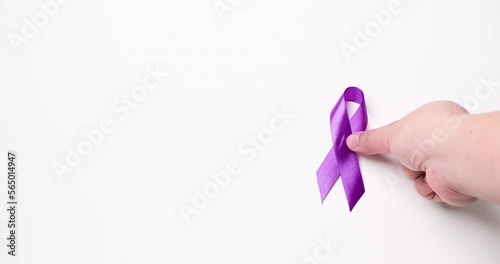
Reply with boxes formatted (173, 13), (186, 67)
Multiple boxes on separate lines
(317, 87), (368, 211)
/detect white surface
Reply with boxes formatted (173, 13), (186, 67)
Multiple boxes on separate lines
(1, 0), (500, 263)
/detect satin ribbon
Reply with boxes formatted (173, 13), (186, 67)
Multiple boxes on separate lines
(317, 87), (368, 211)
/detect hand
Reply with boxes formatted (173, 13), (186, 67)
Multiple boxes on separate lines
(346, 101), (478, 206)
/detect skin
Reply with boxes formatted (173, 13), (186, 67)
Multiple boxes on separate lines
(346, 101), (500, 206)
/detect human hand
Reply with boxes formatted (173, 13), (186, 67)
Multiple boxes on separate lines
(346, 101), (479, 206)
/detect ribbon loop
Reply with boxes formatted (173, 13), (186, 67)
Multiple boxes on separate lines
(316, 87), (368, 211)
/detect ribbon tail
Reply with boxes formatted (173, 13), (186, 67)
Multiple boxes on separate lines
(316, 147), (340, 203)
(339, 152), (365, 211)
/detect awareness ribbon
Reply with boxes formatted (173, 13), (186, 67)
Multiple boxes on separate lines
(316, 87), (368, 211)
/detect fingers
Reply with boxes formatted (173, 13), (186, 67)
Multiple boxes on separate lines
(404, 166), (445, 203)
(425, 174), (478, 207)
(402, 166), (424, 180)
(414, 175), (444, 203)
(413, 172), (476, 206)
(346, 122), (396, 155)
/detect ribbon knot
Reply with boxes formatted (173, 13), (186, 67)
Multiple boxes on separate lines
(316, 87), (368, 211)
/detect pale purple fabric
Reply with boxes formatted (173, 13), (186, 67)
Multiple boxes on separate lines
(317, 87), (368, 211)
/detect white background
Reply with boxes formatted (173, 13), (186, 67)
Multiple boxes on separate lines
(1, 0), (500, 263)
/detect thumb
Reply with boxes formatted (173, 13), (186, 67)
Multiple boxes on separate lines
(346, 123), (395, 155)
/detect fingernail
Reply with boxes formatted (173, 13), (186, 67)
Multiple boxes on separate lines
(347, 133), (360, 149)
